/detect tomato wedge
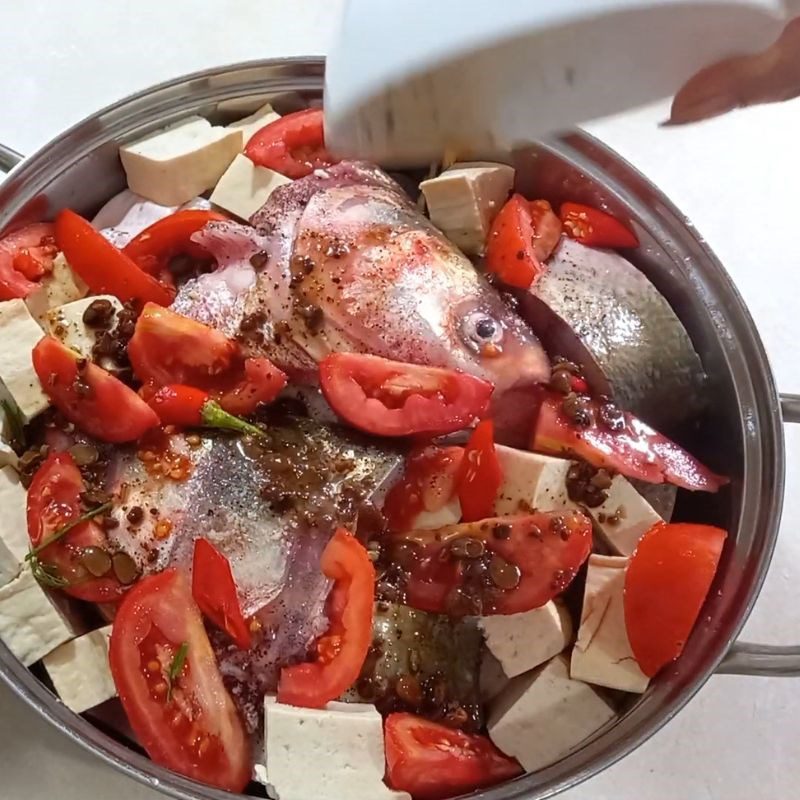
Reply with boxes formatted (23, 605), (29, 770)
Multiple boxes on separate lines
(27, 453), (127, 602)
(33, 336), (159, 443)
(128, 303), (286, 415)
(486, 195), (561, 289)
(192, 539), (252, 650)
(320, 353), (493, 437)
(457, 420), (502, 522)
(385, 713), (522, 800)
(54, 209), (175, 306)
(122, 210), (227, 277)
(625, 522), (727, 676)
(109, 569), (251, 791)
(395, 511), (592, 616)
(383, 445), (465, 532)
(560, 202), (639, 249)
(0, 223), (57, 299)
(277, 529), (374, 708)
(245, 108), (336, 179)
(532, 392), (729, 492)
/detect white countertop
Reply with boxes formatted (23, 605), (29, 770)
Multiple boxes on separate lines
(1, 2), (800, 799)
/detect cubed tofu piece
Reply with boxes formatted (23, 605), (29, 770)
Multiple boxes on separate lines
(0, 566), (78, 665)
(420, 162), (514, 255)
(226, 102), (282, 146)
(487, 655), (616, 773)
(210, 154), (291, 221)
(494, 447), (575, 515)
(480, 649), (510, 702)
(570, 555), (648, 693)
(120, 117), (244, 206)
(43, 626), (115, 713)
(45, 295), (123, 360)
(264, 698), (410, 800)
(0, 299), (48, 420)
(0, 466), (30, 587)
(585, 476), (662, 556)
(479, 601), (573, 678)
(25, 253), (89, 325)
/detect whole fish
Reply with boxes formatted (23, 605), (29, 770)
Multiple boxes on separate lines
(173, 162), (550, 432)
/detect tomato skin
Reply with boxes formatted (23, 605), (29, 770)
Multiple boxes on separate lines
(0, 223), (57, 299)
(54, 209), (175, 306)
(320, 353), (494, 438)
(385, 713), (522, 800)
(128, 303), (286, 416)
(486, 195), (561, 289)
(148, 384), (208, 427)
(457, 420), (502, 523)
(109, 569), (251, 792)
(625, 522), (727, 677)
(27, 452), (127, 602)
(277, 529), (374, 708)
(33, 336), (159, 443)
(399, 511), (592, 615)
(560, 202), (639, 249)
(383, 446), (465, 532)
(192, 539), (252, 650)
(122, 210), (227, 277)
(532, 392), (729, 492)
(245, 108), (336, 179)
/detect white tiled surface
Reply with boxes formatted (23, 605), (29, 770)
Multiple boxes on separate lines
(1, 2), (800, 799)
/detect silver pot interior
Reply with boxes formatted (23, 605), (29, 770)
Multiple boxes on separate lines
(0, 58), (784, 800)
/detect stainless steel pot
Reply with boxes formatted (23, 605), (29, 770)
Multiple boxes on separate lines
(0, 58), (798, 800)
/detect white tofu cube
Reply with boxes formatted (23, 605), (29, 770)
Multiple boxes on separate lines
(45, 295), (123, 360)
(570, 555), (649, 694)
(0, 566), (77, 665)
(0, 466), (30, 587)
(0, 440), (18, 470)
(210, 154), (291, 222)
(226, 102), (282, 146)
(120, 117), (244, 206)
(480, 649), (510, 701)
(420, 162), (514, 255)
(43, 626), (115, 713)
(487, 655), (616, 773)
(494, 447), (575, 515)
(0, 299), (48, 420)
(264, 698), (410, 800)
(585, 476), (662, 556)
(24, 253), (88, 325)
(479, 601), (573, 678)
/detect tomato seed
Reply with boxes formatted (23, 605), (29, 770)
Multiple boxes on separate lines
(147, 660), (161, 673)
(154, 519), (173, 540)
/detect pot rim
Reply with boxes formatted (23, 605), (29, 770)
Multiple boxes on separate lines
(0, 56), (785, 800)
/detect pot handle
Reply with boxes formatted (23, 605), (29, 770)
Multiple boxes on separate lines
(0, 143), (23, 175)
(716, 392), (800, 677)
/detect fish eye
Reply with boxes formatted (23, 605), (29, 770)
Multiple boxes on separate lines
(461, 311), (504, 351)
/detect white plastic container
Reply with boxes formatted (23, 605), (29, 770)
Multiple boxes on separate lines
(325, 0), (789, 164)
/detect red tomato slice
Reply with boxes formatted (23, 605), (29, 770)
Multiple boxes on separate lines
(486, 195), (561, 289)
(625, 522), (727, 676)
(532, 392), (729, 492)
(277, 529), (374, 708)
(109, 569), (251, 791)
(245, 108), (337, 179)
(55, 209), (175, 306)
(122, 210), (227, 277)
(128, 303), (286, 416)
(192, 539), (252, 650)
(0, 223), (57, 299)
(320, 353), (493, 438)
(383, 445), (465, 532)
(27, 453), (127, 602)
(457, 419), (502, 522)
(560, 202), (639, 249)
(397, 511), (592, 615)
(385, 713), (522, 800)
(33, 336), (159, 443)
